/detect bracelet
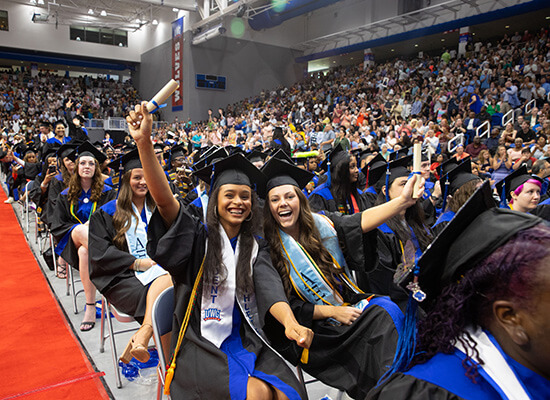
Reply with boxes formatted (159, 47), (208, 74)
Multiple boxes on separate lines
(135, 259), (141, 272)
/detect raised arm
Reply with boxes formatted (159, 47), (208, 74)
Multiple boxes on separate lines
(360, 174), (424, 233)
(126, 102), (180, 226)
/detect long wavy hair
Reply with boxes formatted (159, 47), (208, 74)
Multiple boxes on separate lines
(331, 155), (361, 214)
(203, 185), (260, 296)
(263, 187), (341, 298)
(67, 156), (104, 204)
(411, 224), (550, 381)
(374, 184), (432, 251)
(112, 170), (156, 250)
(59, 157), (73, 188)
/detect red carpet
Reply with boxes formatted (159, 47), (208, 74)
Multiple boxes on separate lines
(0, 188), (109, 400)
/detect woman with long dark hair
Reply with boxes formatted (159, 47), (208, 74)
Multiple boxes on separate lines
(127, 102), (313, 399)
(89, 150), (173, 363)
(368, 182), (550, 399)
(309, 143), (369, 214)
(50, 141), (116, 331)
(367, 156), (432, 303)
(261, 157), (422, 399)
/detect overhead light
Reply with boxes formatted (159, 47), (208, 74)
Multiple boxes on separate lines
(414, 44), (418, 47)
(100, 10), (107, 16)
(37, 0), (44, 4)
(76, 36), (81, 41)
(152, 19), (159, 25)
(136, 18), (141, 23)
(441, 38), (445, 42)
(546, 16), (550, 20)
(391, 49), (394, 52)
(172, 7), (179, 12)
(30, 0), (36, 4)
(472, 32), (476, 36)
(118, 42), (123, 47)
(505, 25), (509, 28)
(88, 9), (93, 15)
(350, 57), (354, 60)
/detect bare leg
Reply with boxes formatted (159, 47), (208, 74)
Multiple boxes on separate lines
(72, 225), (95, 331)
(246, 377), (290, 400)
(120, 274), (173, 364)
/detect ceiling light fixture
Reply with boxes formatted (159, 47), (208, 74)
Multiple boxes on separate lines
(152, 19), (159, 25)
(30, 0), (37, 4)
(37, 0), (44, 4)
(414, 44), (418, 47)
(88, 9), (93, 15)
(100, 10), (107, 16)
(172, 8), (179, 12)
(505, 25), (510, 28)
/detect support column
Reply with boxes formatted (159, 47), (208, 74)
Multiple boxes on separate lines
(363, 48), (374, 70)
(458, 26), (471, 58)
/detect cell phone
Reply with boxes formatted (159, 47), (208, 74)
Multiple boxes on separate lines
(48, 165), (56, 173)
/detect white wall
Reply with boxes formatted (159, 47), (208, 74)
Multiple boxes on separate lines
(0, 1), (180, 62)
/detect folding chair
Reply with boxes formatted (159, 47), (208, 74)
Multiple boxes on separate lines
(99, 296), (139, 389)
(151, 286), (174, 400)
(67, 263), (84, 314)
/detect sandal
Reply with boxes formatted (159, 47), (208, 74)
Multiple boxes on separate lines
(56, 263), (67, 279)
(80, 303), (96, 332)
(119, 323), (153, 364)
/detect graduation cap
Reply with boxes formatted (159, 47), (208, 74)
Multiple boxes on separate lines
(362, 153), (386, 187)
(414, 180), (540, 304)
(436, 157), (461, 178)
(76, 140), (107, 164)
(269, 148), (294, 164)
(246, 150), (268, 165)
(227, 145), (245, 156)
(192, 147), (229, 171)
(494, 165), (541, 204)
(193, 153), (266, 195)
(107, 149), (142, 174)
(56, 143), (79, 161)
(383, 155), (413, 201)
(319, 143), (348, 172)
(23, 146), (38, 156)
(170, 144), (187, 159)
(53, 120), (67, 128)
(388, 146), (410, 161)
(259, 157), (314, 199)
(439, 159), (481, 198)
(92, 141), (104, 150)
(42, 146), (60, 162)
(153, 143), (165, 153)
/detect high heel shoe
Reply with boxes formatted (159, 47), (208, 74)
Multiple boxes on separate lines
(119, 323), (153, 364)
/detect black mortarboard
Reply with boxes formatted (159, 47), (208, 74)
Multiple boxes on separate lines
(363, 153), (387, 187)
(93, 141), (104, 149)
(153, 143), (165, 152)
(389, 147), (410, 161)
(193, 153), (265, 194)
(193, 147), (229, 171)
(107, 149), (142, 173)
(494, 165), (539, 202)
(439, 160), (480, 196)
(24, 146), (37, 156)
(436, 157), (461, 178)
(53, 120), (67, 128)
(171, 144), (187, 159)
(226, 145), (244, 156)
(56, 143), (78, 161)
(260, 157), (314, 198)
(386, 155), (413, 186)
(122, 143), (136, 153)
(76, 140), (107, 164)
(42, 146), (60, 162)
(270, 149), (294, 164)
(246, 150), (268, 164)
(411, 181), (541, 304)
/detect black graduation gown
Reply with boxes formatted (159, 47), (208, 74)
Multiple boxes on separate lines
(50, 185), (115, 267)
(308, 182), (370, 214)
(88, 200), (148, 322)
(146, 205), (306, 399)
(266, 211), (402, 399)
(43, 175), (66, 228)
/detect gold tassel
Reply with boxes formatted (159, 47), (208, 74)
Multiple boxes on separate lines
(164, 363), (176, 395)
(300, 348), (309, 364)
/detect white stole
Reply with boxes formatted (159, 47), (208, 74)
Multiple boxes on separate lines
(200, 226), (259, 348)
(124, 201), (168, 286)
(455, 326), (531, 400)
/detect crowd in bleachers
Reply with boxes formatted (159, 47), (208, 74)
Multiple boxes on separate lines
(1, 24), (550, 399)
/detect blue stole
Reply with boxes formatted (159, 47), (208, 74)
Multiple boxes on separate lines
(278, 213), (360, 306)
(433, 210), (455, 228)
(378, 223), (423, 260)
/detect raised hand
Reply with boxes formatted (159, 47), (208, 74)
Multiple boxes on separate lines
(126, 101), (153, 145)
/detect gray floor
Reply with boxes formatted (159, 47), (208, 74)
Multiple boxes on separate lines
(7, 185), (348, 400)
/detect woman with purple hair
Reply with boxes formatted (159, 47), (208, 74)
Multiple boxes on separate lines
(368, 181), (550, 399)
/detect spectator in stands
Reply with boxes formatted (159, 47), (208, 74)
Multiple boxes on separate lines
(465, 135), (488, 159)
(518, 120), (537, 145)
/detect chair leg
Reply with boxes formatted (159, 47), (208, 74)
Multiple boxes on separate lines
(100, 297), (106, 353)
(296, 366), (310, 400)
(69, 265), (79, 314)
(105, 301), (123, 389)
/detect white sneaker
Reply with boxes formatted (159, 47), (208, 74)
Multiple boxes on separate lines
(4, 197), (14, 204)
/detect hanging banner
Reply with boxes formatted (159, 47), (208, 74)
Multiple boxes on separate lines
(172, 17), (184, 112)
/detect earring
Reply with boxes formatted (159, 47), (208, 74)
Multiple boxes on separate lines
(245, 211), (253, 221)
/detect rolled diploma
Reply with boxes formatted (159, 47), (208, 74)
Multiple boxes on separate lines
(412, 143), (423, 198)
(146, 79), (180, 113)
